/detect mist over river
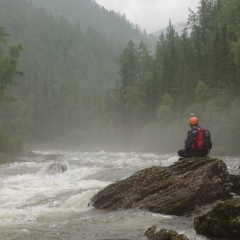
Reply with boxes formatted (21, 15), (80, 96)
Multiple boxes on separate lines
(0, 151), (239, 240)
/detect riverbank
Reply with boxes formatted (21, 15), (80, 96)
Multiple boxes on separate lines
(0, 152), (19, 164)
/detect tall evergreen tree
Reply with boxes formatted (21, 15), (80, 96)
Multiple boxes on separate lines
(0, 28), (23, 152)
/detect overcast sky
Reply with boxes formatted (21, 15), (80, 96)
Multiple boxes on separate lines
(94, 0), (200, 33)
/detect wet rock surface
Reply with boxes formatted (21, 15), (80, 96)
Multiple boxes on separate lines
(47, 161), (67, 174)
(145, 226), (189, 240)
(92, 157), (233, 215)
(229, 174), (240, 194)
(194, 198), (240, 239)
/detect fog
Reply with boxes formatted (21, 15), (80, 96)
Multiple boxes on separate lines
(95, 0), (200, 33)
(1, 0), (239, 157)
(29, 115), (223, 158)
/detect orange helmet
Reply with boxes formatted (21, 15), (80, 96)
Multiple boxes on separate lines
(189, 116), (199, 126)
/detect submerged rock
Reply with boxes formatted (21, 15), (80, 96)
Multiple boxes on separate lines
(48, 161), (67, 175)
(194, 199), (240, 239)
(91, 157), (233, 215)
(145, 226), (189, 240)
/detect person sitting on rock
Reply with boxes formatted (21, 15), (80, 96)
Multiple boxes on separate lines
(178, 114), (212, 160)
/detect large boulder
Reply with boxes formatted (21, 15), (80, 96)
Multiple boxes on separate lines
(145, 226), (189, 240)
(194, 199), (240, 239)
(91, 157), (233, 215)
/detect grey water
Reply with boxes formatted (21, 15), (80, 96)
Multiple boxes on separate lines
(0, 151), (239, 240)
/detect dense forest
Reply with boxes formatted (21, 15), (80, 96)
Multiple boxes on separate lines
(0, 0), (155, 152)
(0, 0), (240, 155)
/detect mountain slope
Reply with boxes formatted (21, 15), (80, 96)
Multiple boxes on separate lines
(0, 0), (157, 149)
(28, 0), (157, 52)
(0, 0), (129, 145)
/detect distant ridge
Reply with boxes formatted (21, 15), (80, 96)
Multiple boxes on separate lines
(28, 0), (157, 51)
(152, 22), (187, 37)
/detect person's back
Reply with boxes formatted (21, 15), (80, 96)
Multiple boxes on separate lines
(178, 115), (212, 159)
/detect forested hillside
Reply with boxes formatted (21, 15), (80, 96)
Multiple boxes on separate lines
(28, 0), (156, 51)
(0, 0), (156, 152)
(0, 0), (240, 155)
(105, 0), (240, 154)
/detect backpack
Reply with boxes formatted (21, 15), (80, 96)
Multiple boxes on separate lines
(192, 127), (212, 150)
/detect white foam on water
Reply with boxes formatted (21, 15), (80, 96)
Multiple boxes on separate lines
(0, 155), (111, 226)
(58, 190), (98, 211)
(0, 151), (180, 227)
(1, 150), (226, 240)
(0, 161), (42, 177)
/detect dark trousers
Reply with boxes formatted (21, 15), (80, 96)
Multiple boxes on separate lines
(178, 149), (209, 158)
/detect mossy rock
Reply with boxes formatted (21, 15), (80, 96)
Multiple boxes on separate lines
(145, 226), (189, 240)
(194, 201), (240, 239)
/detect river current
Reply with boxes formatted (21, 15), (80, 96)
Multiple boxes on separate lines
(0, 151), (239, 240)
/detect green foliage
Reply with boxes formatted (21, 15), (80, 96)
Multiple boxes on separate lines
(124, 85), (145, 118)
(0, 28), (23, 97)
(0, 0), (240, 154)
(231, 32), (240, 68)
(110, 0), (240, 153)
(0, 28), (23, 153)
(0, 130), (20, 153)
(28, 0), (157, 52)
(157, 93), (174, 120)
(195, 81), (209, 104)
(118, 40), (138, 88)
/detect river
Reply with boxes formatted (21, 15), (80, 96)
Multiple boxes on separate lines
(0, 151), (239, 240)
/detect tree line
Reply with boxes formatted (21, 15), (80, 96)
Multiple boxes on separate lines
(0, 0), (240, 154)
(0, 0), (155, 152)
(106, 0), (240, 154)
(0, 27), (23, 152)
